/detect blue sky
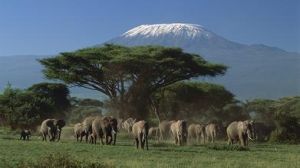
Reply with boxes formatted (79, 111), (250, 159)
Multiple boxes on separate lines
(0, 0), (299, 56)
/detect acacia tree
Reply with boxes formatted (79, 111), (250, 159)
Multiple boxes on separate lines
(150, 82), (235, 122)
(40, 44), (226, 119)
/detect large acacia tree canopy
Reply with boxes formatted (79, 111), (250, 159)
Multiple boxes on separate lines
(40, 44), (227, 101)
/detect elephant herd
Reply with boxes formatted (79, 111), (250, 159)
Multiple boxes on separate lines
(148, 120), (255, 147)
(21, 117), (255, 150)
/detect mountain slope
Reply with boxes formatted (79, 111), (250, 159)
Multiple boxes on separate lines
(107, 23), (300, 99)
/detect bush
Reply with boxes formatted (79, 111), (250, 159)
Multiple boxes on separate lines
(269, 114), (300, 144)
(18, 153), (114, 168)
(207, 144), (249, 151)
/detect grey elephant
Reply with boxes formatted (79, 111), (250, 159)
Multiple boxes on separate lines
(122, 117), (136, 133)
(227, 120), (255, 146)
(148, 127), (160, 140)
(159, 120), (175, 140)
(91, 116), (117, 145)
(40, 119), (65, 141)
(132, 120), (149, 150)
(188, 124), (205, 144)
(171, 120), (187, 146)
(20, 129), (31, 140)
(106, 116), (118, 145)
(117, 118), (123, 131)
(82, 116), (96, 143)
(40, 119), (57, 141)
(205, 123), (218, 143)
(74, 123), (86, 142)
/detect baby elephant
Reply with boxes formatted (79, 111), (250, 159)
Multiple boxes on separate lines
(20, 129), (31, 140)
(132, 120), (149, 150)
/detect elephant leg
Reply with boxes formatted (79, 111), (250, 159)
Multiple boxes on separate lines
(113, 134), (117, 145)
(146, 136), (149, 150)
(245, 135), (249, 146)
(135, 138), (139, 149)
(100, 136), (104, 145)
(57, 132), (61, 141)
(85, 134), (88, 143)
(139, 133), (143, 149)
(227, 135), (233, 145)
(80, 134), (83, 142)
(239, 134), (245, 146)
(108, 135), (113, 145)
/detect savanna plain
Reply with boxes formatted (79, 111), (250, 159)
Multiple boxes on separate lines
(0, 127), (299, 168)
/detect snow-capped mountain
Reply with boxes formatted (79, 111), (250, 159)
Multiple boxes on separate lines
(107, 23), (300, 99)
(122, 23), (213, 39)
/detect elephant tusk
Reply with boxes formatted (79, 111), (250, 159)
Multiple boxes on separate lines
(112, 129), (117, 135)
(248, 134), (254, 141)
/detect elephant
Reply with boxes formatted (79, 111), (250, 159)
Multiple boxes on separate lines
(148, 127), (159, 140)
(227, 120), (255, 146)
(117, 118), (124, 131)
(40, 119), (57, 141)
(40, 118), (65, 142)
(107, 116), (118, 145)
(171, 120), (188, 146)
(122, 117), (136, 133)
(159, 120), (175, 140)
(132, 120), (149, 150)
(188, 124), (205, 144)
(205, 123), (218, 143)
(74, 123), (86, 142)
(91, 116), (117, 145)
(20, 129), (31, 140)
(82, 116), (96, 143)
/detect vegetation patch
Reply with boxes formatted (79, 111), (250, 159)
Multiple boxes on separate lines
(207, 144), (249, 151)
(17, 153), (114, 168)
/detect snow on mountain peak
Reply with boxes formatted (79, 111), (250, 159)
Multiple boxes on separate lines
(122, 23), (213, 39)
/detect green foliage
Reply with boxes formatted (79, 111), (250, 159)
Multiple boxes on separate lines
(28, 82), (71, 116)
(40, 44), (227, 118)
(269, 113), (300, 143)
(246, 96), (300, 143)
(207, 144), (249, 151)
(67, 97), (103, 124)
(0, 83), (70, 129)
(152, 81), (236, 122)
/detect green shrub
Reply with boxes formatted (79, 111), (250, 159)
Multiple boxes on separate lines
(269, 114), (300, 144)
(207, 144), (249, 151)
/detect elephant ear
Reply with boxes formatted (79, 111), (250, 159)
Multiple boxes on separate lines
(46, 119), (55, 127)
(55, 119), (66, 128)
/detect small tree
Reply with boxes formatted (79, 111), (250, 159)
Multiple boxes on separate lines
(0, 83), (70, 129)
(150, 82), (235, 122)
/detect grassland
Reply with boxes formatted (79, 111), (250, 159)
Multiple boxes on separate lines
(0, 127), (299, 168)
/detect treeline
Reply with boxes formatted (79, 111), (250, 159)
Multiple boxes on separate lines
(245, 97), (300, 143)
(0, 83), (70, 129)
(0, 44), (299, 143)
